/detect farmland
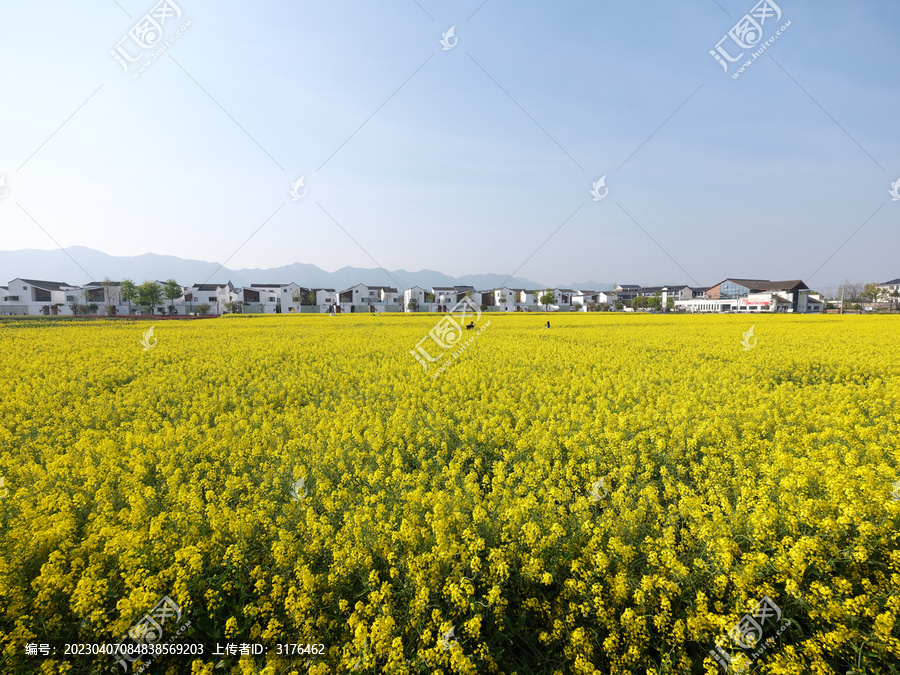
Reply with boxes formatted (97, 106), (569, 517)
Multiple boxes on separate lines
(1, 314), (899, 674)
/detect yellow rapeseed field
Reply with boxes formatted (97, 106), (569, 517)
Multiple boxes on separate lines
(1, 313), (899, 674)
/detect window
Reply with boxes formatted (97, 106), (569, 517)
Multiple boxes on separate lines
(22, 286), (27, 290)
(9, 295), (19, 301)
(208, 296), (216, 302)
(66, 295), (75, 301)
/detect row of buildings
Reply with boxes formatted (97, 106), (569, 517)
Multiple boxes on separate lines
(0, 277), (858, 316)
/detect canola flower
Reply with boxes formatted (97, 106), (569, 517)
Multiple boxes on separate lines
(0, 313), (898, 674)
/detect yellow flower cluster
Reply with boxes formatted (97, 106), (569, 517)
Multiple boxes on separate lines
(0, 313), (898, 674)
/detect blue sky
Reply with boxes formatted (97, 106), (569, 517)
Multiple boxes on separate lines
(0, 0), (897, 290)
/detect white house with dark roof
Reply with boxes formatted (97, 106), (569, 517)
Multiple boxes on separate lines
(876, 278), (900, 296)
(242, 282), (307, 313)
(337, 283), (401, 311)
(492, 287), (522, 311)
(188, 281), (238, 315)
(313, 288), (338, 311)
(402, 286), (428, 311)
(550, 288), (577, 308)
(614, 284), (641, 303)
(572, 290), (608, 310)
(431, 286), (458, 308)
(240, 285), (279, 313)
(4, 278), (79, 315)
(339, 283), (369, 306)
(371, 285), (400, 305)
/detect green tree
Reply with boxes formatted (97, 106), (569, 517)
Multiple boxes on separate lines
(861, 284), (885, 306)
(407, 300), (418, 312)
(120, 279), (137, 314)
(163, 279), (183, 315)
(291, 289), (303, 313)
(539, 290), (555, 310)
(197, 303), (211, 317)
(137, 281), (163, 315)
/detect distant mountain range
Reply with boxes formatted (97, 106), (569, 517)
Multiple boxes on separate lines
(0, 247), (617, 292)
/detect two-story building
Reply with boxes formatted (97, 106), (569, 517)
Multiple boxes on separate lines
(4, 278), (80, 315)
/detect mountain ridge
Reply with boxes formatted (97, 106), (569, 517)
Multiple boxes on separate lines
(0, 246), (618, 291)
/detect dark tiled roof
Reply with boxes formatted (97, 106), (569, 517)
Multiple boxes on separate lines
(750, 280), (808, 291)
(18, 279), (72, 290)
(712, 278), (808, 292)
(250, 283), (306, 288)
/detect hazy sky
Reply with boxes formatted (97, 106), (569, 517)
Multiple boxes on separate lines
(1, 0), (897, 290)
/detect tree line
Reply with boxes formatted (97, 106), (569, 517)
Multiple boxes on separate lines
(66, 278), (212, 317)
